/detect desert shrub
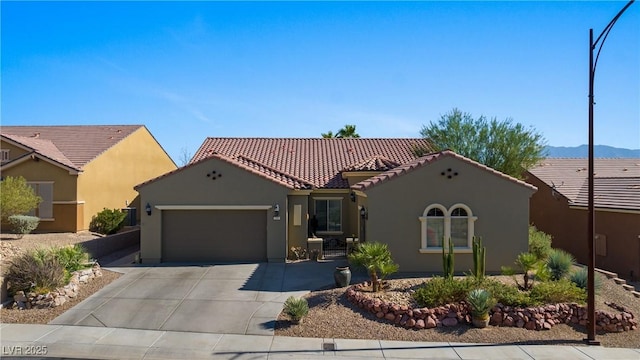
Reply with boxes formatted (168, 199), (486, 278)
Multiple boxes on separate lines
(0, 176), (41, 221)
(546, 248), (575, 281)
(569, 267), (602, 294)
(283, 296), (309, 321)
(413, 277), (473, 308)
(89, 208), (126, 235)
(479, 278), (533, 307)
(529, 279), (586, 305)
(52, 244), (90, 273)
(6, 249), (65, 295)
(7, 215), (40, 237)
(529, 225), (552, 261)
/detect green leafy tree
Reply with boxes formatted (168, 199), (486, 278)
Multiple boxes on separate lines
(418, 108), (547, 179)
(321, 124), (360, 138)
(348, 242), (399, 292)
(0, 176), (42, 221)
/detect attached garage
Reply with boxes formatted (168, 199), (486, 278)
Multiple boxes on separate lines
(161, 209), (268, 263)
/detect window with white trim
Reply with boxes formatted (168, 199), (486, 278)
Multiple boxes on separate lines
(419, 203), (477, 251)
(314, 198), (342, 232)
(27, 182), (54, 219)
(1, 149), (9, 162)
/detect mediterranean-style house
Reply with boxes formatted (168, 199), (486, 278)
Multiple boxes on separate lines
(136, 138), (537, 272)
(526, 158), (640, 280)
(0, 125), (177, 232)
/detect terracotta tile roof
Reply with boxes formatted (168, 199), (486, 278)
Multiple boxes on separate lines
(225, 154), (315, 190)
(342, 156), (400, 172)
(527, 158), (640, 210)
(134, 152), (316, 190)
(192, 138), (432, 189)
(1, 133), (78, 170)
(0, 125), (142, 169)
(351, 150), (538, 192)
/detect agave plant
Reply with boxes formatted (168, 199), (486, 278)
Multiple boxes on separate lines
(467, 288), (493, 319)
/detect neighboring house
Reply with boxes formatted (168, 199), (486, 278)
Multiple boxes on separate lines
(0, 125), (177, 232)
(136, 138), (537, 272)
(526, 158), (640, 280)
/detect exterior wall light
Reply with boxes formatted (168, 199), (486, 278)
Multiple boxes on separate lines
(274, 204), (280, 218)
(145, 203), (152, 216)
(359, 207), (367, 219)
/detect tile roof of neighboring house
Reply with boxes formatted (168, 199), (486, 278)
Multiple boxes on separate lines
(1, 134), (78, 170)
(527, 158), (640, 211)
(191, 138), (433, 189)
(0, 125), (142, 169)
(573, 177), (640, 211)
(351, 150), (538, 192)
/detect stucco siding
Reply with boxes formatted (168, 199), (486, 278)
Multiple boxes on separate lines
(0, 141), (30, 161)
(287, 194), (310, 256)
(364, 156), (534, 273)
(1, 158), (80, 232)
(1, 159), (78, 201)
(78, 127), (176, 230)
(138, 157), (289, 263)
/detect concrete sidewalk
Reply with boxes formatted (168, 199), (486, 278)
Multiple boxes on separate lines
(1, 324), (639, 360)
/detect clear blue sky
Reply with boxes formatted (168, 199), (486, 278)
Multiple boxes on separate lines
(2, 1), (639, 163)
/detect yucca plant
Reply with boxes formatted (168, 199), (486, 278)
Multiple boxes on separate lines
(546, 248), (575, 281)
(283, 296), (309, 323)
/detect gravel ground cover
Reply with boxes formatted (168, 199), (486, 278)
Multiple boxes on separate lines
(275, 273), (640, 348)
(1, 232), (121, 324)
(0, 269), (121, 324)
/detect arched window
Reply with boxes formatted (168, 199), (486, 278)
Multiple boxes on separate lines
(425, 207), (445, 247)
(419, 203), (477, 251)
(450, 207), (469, 248)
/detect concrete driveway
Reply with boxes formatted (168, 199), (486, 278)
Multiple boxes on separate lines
(50, 261), (350, 336)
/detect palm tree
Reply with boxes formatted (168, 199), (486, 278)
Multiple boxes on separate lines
(321, 125), (360, 138)
(321, 131), (334, 138)
(348, 242), (398, 292)
(336, 125), (360, 138)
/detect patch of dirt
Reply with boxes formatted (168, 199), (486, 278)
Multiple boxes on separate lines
(275, 274), (640, 348)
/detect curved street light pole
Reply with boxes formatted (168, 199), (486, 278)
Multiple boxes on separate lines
(586, 0), (635, 345)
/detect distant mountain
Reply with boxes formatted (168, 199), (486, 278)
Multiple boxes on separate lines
(545, 145), (639, 158)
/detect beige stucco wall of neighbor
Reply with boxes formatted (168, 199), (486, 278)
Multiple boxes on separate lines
(363, 156), (536, 274)
(137, 157), (290, 263)
(78, 127), (176, 230)
(1, 157), (80, 232)
(0, 140), (31, 160)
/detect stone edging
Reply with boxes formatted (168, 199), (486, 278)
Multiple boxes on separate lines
(346, 282), (637, 332)
(11, 264), (103, 309)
